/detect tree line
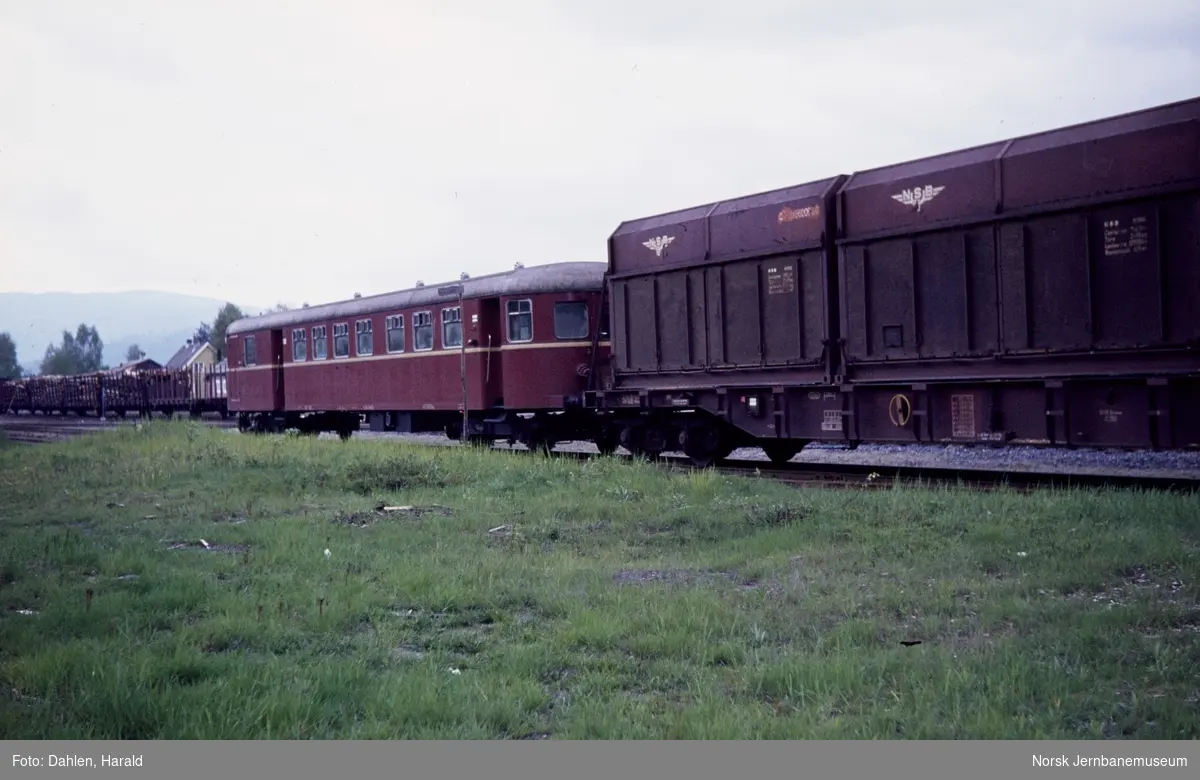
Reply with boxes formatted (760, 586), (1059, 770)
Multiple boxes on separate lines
(0, 302), (253, 380)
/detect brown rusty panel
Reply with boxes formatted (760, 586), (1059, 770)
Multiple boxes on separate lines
(800, 249), (828, 361)
(1169, 378), (1200, 449)
(688, 269), (708, 367)
(1066, 382), (1152, 448)
(844, 223), (1003, 367)
(1089, 202), (1163, 348)
(1001, 101), (1200, 211)
(849, 388), (921, 443)
(611, 280), (630, 372)
(1161, 194), (1200, 345)
(912, 229), (997, 358)
(721, 262), (763, 366)
(782, 388), (844, 440)
(705, 266), (727, 365)
(610, 204), (712, 275)
(762, 257), (801, 365)
(842, 226), (1000, 365)
(655, 273), (691, 370)
(609, 177), (842, 276)
(1002, 213), (1092, 352)
(844, 240), (919, 361)
(624, 278), (659, 372)
(707, 179), (839, 258)
(837, 141), (1006, 240)
(840, 245), (869, 364)
(998, 224), (1029, 351)
(928, 385), (1037, 444)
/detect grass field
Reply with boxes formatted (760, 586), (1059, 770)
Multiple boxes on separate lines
(1, 421), (1197, 739)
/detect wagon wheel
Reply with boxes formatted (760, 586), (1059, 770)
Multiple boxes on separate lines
(337, 429), (353, 441)
(760, 441), (803, 465)
(680, 423), (728, 469)
(522, 435), (553, 455)
(594, 429), (620, 457)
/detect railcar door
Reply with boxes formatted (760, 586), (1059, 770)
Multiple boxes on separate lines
(476, 298), (504, 407)
(269, 329), (286, 411)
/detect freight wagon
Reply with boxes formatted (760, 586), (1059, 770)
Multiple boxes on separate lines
(0, 364), (229, 419)
(585, 95), (1200, 465)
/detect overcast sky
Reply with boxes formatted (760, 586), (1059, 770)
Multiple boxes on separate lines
(2, 0), (1197, 309)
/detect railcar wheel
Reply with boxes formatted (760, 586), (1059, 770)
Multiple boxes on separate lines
(594, 430), (620, 456)
(761, 441), (803, 465)
(680, 422), (730, 469)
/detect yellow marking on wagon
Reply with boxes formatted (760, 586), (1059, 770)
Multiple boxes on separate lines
(888, 394), (912, 427)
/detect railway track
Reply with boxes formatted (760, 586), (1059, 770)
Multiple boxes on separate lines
(3, 413), (1197, 494)
(0, 413), (236, 444)
(518, 447), (1200, 494)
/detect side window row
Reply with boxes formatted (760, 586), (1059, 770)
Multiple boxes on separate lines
(247, 299), (590, 366)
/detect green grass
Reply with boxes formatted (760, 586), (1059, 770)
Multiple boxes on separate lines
(1, 421), (1197, 739)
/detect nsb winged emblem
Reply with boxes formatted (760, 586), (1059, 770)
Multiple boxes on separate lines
(642, 235), (675, 257)
(891, 184), (945, 212)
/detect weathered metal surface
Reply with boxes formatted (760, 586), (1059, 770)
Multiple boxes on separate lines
(836, 96), (1200, 374)
(608, 176), (844, 277)
(1000, 98), (1200, 211)
(813, 377), (1200, 449)
(836, 96), (1200, 242)
(837, 142), (1005, 240)
(591, 94), (1200, 458)
(590, 374), (1200, 450)
(610, 250), (832, 378)
(604, 176), (843, 385)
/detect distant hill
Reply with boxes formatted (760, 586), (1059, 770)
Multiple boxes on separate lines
(0, 291), (265, 375)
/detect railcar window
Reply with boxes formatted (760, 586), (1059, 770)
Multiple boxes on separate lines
(553, 302), (589, 340)
(355, 319), (373, 356)
(442, 307), (463, 349)
(333, 323), (349, 358)
(507, 299), (533, 343)
(386, 315), (405, 353)
(312, 325), (328, 360)
(413, 311), (433, 351)
(291, 328), (307, 362)
(244, 336), (257, 366)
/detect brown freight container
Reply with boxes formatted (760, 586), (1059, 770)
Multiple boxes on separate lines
(606, 175), (846, 386)
(835, 96), (1200, 381)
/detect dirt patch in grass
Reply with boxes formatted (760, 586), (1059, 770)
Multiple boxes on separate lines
(612, 568), (761, 590)
(1065, 563), (1189, 607)
(333, 505), (454, 528)
(163, 539), (247, 554)
(391, 644), (426, 662)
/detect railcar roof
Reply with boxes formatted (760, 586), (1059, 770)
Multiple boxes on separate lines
(227, 261), (607, 336)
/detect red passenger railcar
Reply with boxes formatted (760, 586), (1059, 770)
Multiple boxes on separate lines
(226, 262), (613, 448)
